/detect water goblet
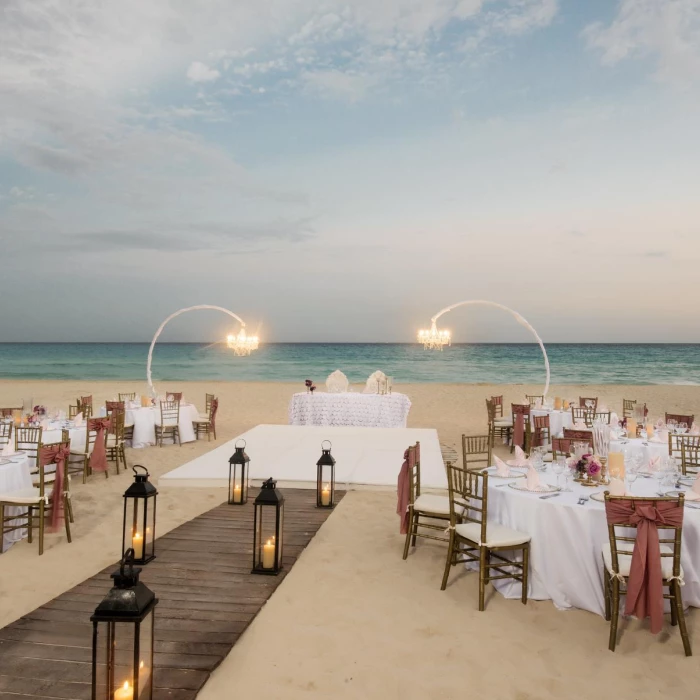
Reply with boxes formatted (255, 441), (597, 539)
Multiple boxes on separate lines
(552, 458), (565, 489)
(626, 466), (639, 494)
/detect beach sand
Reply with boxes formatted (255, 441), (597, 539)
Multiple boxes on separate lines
(1, 380), (699, 698)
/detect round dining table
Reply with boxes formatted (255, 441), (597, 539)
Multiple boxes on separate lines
(530, 408), (573, 437)
(0, 453), (32, 552)
(126, 404), (199, 448)
(484, 469), (700, 616)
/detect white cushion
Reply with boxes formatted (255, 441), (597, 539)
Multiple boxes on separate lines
(602, 543), (680, 579)
(456, 521), (531, 547)
(494, 419), (513, 427)
(414, 494), (466, 516)
(155, 418), (178, 427)
(105, 434), (123, 447)
(0, 487), (52, 505)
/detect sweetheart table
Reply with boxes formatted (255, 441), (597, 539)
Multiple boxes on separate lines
(484, 472), (700, 616)
(288, 392), (411, 428)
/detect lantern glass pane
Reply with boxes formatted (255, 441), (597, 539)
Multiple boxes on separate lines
(145, 499), (156, 561)
(277, 504), (284, 564)
(137, 611), (154, 700)
(94, 621), (139, 700)
(255, 504), (280, 572)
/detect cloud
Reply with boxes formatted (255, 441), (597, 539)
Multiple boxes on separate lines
(186, 61), (221, 83)
(303, 69), (376, 102)
(583, 0), (700, 86)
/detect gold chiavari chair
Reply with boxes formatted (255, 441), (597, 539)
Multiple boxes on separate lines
(105, 400), (124, 415)
(77, 400), (93, 419)
(67, 419), (102, 483)
(0, 422), (12, 450)
(571, 406), (594, 427)
(205, 393), (216, 415)
(665, 413), (695, 428)
(592, 411), (611, 425)
(532, 414), (550, 448)
(155, 400), (181, 447)
(68, 404), (80, 420)
(681, 444), (700, 477)
(602, 492), (690, 656)
(79, 395), (93, 407)
(33, 430), (75, 524)
(486, 400), (512, 448)
(462, 434), (492, 471)
(622, 399), (637, 419)
(441, 463), (531, 610)
(402, 442), (457, 559)
(0, 407), (22, 418)
(166, 392), (183, 401)
(511, 403), (531, 452)
(110, 400), (135, 442)
(563, 427), (594, 443)
(105, 410), (127, 474)
(579, 396), (598, 411)
(14, 426), (42, 466)
(525, 395), (544, 408)
(119, 392), (137, 402)
(669, 435), (700, 462)
(551, 438), (575, 460)
(193, 398), (218, 441)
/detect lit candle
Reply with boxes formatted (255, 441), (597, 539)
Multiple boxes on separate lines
(554, 397), (562, 411)
(262, 537), (276, 569)
(646, 423), (654, 439)
(563, 400), (569, 410)
(608, 452), (625, 479)
(114, 681), (134, 700)
(233, 483), (242, 503)
(132, 532), (143, 559)
(627, 419), (637, 439)
(321, 484), (331, 507)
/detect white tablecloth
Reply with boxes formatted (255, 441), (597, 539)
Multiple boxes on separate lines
(485, 472), (700, 616)
(610, 437), (669, 464)
(127, 404), (199, 448)
(0, 454), (32, 552)
(288, 392), (411, 428)
(530, 408), (573, 437)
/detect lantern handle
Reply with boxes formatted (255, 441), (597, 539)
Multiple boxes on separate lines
(121, 548), (136, 578)
(321, 440), (332, 451)
(132, 464), (150, 478)
(235, 439), (246, 449)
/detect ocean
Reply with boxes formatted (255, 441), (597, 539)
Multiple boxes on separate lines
(0, 343), (698, 385)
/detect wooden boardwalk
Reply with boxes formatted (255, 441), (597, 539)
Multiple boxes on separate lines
(0, 488), (343, 700)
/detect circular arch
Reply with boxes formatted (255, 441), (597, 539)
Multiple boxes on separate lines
(146, 305), (248, 395)
(429, 300), (550, 396)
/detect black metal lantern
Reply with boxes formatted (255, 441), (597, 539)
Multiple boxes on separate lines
(91, 549), (158, 700)
(122, 465), (157, 565)
(228, 439), (250, 505)
(252, 477), (284, 576)
(316, 440), (336, 509)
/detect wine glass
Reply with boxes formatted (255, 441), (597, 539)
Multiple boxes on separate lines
(552, 457), (565, 489)
(626, 464), (639, 494)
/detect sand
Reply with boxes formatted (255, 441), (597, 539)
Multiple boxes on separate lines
(1, 380), (699, 698)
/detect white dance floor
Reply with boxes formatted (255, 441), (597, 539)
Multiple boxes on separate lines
(159, 424), (446, 489)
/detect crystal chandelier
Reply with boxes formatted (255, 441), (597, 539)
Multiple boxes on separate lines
(227, 329), (259, 356)
(417, 322), (451, 350)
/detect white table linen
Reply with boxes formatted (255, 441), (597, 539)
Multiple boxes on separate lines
(0, 454), (32, 552)
(484, 472), (700, 616)
(127, 404), (199, 448)
(288, 392), (411, 428)
(530, 408), (573, 438)
(609, 437), (668, 464)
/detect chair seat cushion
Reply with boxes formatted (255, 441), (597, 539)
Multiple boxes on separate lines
(105, 435), (124, 447)
(602, 543), (680, 579)
(70, 447), (93, 457)
(414, 494), (466, 516)
(155, 420), (178, 427)
(456, 521), (531, 547)
(192, 417), (211, 424)
(0, 486), (52, 505)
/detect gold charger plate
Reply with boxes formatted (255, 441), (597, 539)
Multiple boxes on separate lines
(486, 467), (525, 479)
(508, 482), (560, 494)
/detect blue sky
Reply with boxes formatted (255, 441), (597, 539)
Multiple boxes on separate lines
(1, 0), (699, 342)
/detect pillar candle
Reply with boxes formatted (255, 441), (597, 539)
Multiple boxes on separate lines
(646, 423), (654, 439)
(132, 532), (144, 559)
(262, 538), (275, 569)
(554, 397), (562, 411)
(563, 400), (570, 410)
(321, 485), (331, 506)
(608, 452), (625, 479)
(627, 419), (637, 439)
(233, 484), (242, 503)
(114, 681), (134, 700)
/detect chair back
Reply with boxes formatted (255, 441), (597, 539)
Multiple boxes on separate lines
(461, 434), (491, 471)
(604, 493), (683, 581)
(579, 397), (598, 411)
(209, 397), (219, 426)
(36, 439), (71, 497)
(490, 395), (503, 418)
(532, 414), (550, 447)
(77, 400), (93, 419)
(665, 413), (694, 428)
(119, 392), (137, 402)
(681, 444), (700, 477)
(564, 427), (593, 442)
(526, 394), (544, 408)
(571, 406), (594, 427)
(592, 411), (611, 425)
(167, 392), (183, 401)
(446, 462), (488, 542)
(108, 410), (125, 441)
(669, 434), (700, 461)
(205, 393), (216, 414)
(83, 418), (105, 454)
(14, 426), (42, 464)
(0, 422), (12, 449)
(622, 399), (636, 419)
(0, 407), (22, 418)
(68, 404), (80, 419)
(80, 395), (93, 406)
(105, 400), (125, 415)
(405, 443), (421, 505)
(160, 400), (180, 426)
(551, 437), (576, 459)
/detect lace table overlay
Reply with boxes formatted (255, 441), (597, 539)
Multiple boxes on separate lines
(289, 392), (411, 428)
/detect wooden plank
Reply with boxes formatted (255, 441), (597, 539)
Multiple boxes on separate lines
(0, 488), (342, 699)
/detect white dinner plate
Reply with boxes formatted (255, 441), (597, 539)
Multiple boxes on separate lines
(486, 467), (525, 479)
(508, 482), (560, 494)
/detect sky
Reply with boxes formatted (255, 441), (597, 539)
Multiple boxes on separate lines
(1, 0), (699, 343)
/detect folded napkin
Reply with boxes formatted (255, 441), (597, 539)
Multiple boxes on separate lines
(690, 423), (699, 436)
(507, 446), (529, 468)
(1, 441), (14, 456)
(494, 456), (511, 477)
(73, 412), (83, 427)
(656, 418), (665, 429)
(166, 394), (174, 402)
(41, 419), (51, 430)
(573, 422), (588, 430)
(609, 412), (619, 426)
(649, 429), (669, 443)
(688, 475), (700, 501)
(648, 455), (661, 471)
(526, 463), (541, 491)
(609, 477), (628, 496)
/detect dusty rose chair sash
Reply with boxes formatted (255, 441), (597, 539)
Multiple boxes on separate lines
(512, 404), (529, 448)
(210, 398), (219, 430)
(397, 447), (413, 535)
(39, 443), (70, 532)
(605, 499), (684, 634)
(88, 417), (111, 473)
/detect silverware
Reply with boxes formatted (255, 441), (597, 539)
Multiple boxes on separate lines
(495, 483), (513, 488)
(540, 493), (560, 500)
(578, 496), (590, 506)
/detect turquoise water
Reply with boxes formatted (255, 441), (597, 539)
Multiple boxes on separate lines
(0, 343), (697, 385)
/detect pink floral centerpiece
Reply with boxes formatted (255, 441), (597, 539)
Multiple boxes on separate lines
(304, 379), (316, 394)
(567, 452), (602, 483)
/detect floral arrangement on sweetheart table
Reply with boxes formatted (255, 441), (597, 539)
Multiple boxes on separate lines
(304, 379), (317, 393)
